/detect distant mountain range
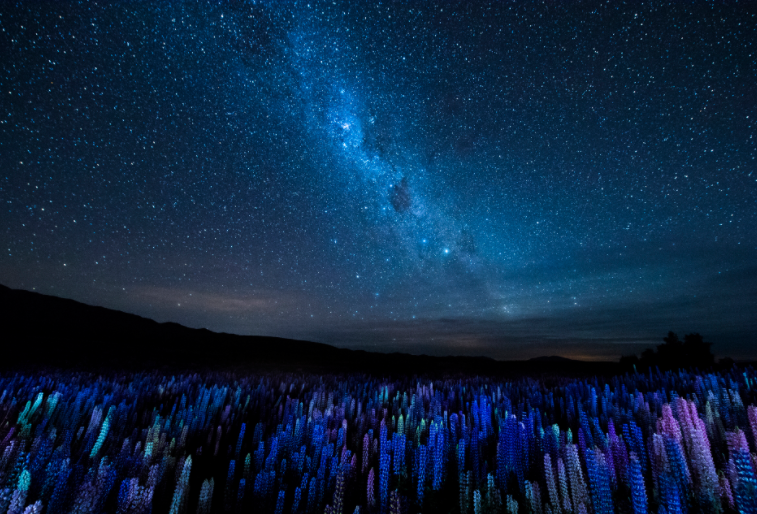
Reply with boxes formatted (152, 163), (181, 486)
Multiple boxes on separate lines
(0, 284), (618, 375)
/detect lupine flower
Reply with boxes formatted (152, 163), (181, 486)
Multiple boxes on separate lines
(168, 455), (192, 514)
(379, 449), (390, 513)
(544, 453), (560, 513)
(235, 423), (246, 457)
(274, 489), (285, 514)
(7, 469), (31, 514)
(732, 447), (757, 514)
(90, 410), (111, 458)
(389, 490), (402, 514)
(415, 444), (427, 507)
(506, 494), (518, 514)
(196, 479), (214, 514)
(557, 458), (571, 513)
(234, 479), (245, 514)
(585, 448), (613, 514)
(473, 489), (482, 514)
(224, 459), (237, 512)
(362, 434), (370, 474)
(720, 472), (734, 509)
(0, 365), (756, 514)
(629, 453), (648, 514)
(307, 476), (317, 513)
(366, 468), (376, 510)
(459, 471), (469, 514)
(21, 501), (41, 514)
(332, 467), (346, 514)
(527, 480), (544, 514)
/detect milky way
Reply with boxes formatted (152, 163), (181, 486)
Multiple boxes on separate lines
(2, 1), (755, 360)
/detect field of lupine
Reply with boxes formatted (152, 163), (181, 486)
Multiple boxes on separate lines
(0, 367), (756, 514)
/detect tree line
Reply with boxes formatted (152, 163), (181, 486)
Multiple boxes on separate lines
(619, 331), (727, 371)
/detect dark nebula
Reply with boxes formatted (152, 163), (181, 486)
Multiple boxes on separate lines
(390, 178), (412, 214)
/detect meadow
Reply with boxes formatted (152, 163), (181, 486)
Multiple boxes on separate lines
(0, 365), (755, 514)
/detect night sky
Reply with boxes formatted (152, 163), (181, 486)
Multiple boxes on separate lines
(2, 1), (756, 361)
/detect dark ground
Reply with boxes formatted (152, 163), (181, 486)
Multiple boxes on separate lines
(1, 283), (623, 377)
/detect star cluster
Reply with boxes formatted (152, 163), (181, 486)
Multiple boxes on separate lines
(1, 1), (755, 359)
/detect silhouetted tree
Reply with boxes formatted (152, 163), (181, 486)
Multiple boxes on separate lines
(620, 331), (715, 371)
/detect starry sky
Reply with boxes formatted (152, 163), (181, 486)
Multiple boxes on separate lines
(2, 1), (756, 361)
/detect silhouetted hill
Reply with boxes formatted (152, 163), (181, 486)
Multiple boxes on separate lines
(0, 284), (618, 376)
(528, 355), (578, 363)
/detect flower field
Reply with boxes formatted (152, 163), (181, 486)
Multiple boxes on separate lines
(1, 366), (756, 514)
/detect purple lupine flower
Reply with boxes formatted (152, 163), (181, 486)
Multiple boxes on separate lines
(367, 468), (376, 510)
(720, 473), (734, 509)
(566, 444), (588, 513)
(557, 457), (571, 513)
(544, 453), (559, 512)
(362, 433), (371, 474)
(332, 468), (345, 514)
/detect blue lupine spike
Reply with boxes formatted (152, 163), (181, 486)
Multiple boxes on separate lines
(224, 459), (237, 512)
(392, 435), (401, 475)
(274, 489), (285, 514)
(433, 423), (445, 490)
(235, 478), (246, 513)
(307, 477), (317, 513)
(292, 486), (302, 513)
(379, 449), (390, 513)
(235, 423), (246, 457)
(733, 449), (757, 514)
(470, 427), (480, 485)
(115, 478), (130, 514)
(661, 471), (683, 514)
(458, 438), (466, 477)
(629, 455), (648, 514)
(416, 444), (427, 507)
(663, 435), (689, 503)
(46, 465), (71, 514)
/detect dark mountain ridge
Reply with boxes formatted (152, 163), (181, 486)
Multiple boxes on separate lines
(0, 284), (617, 376)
